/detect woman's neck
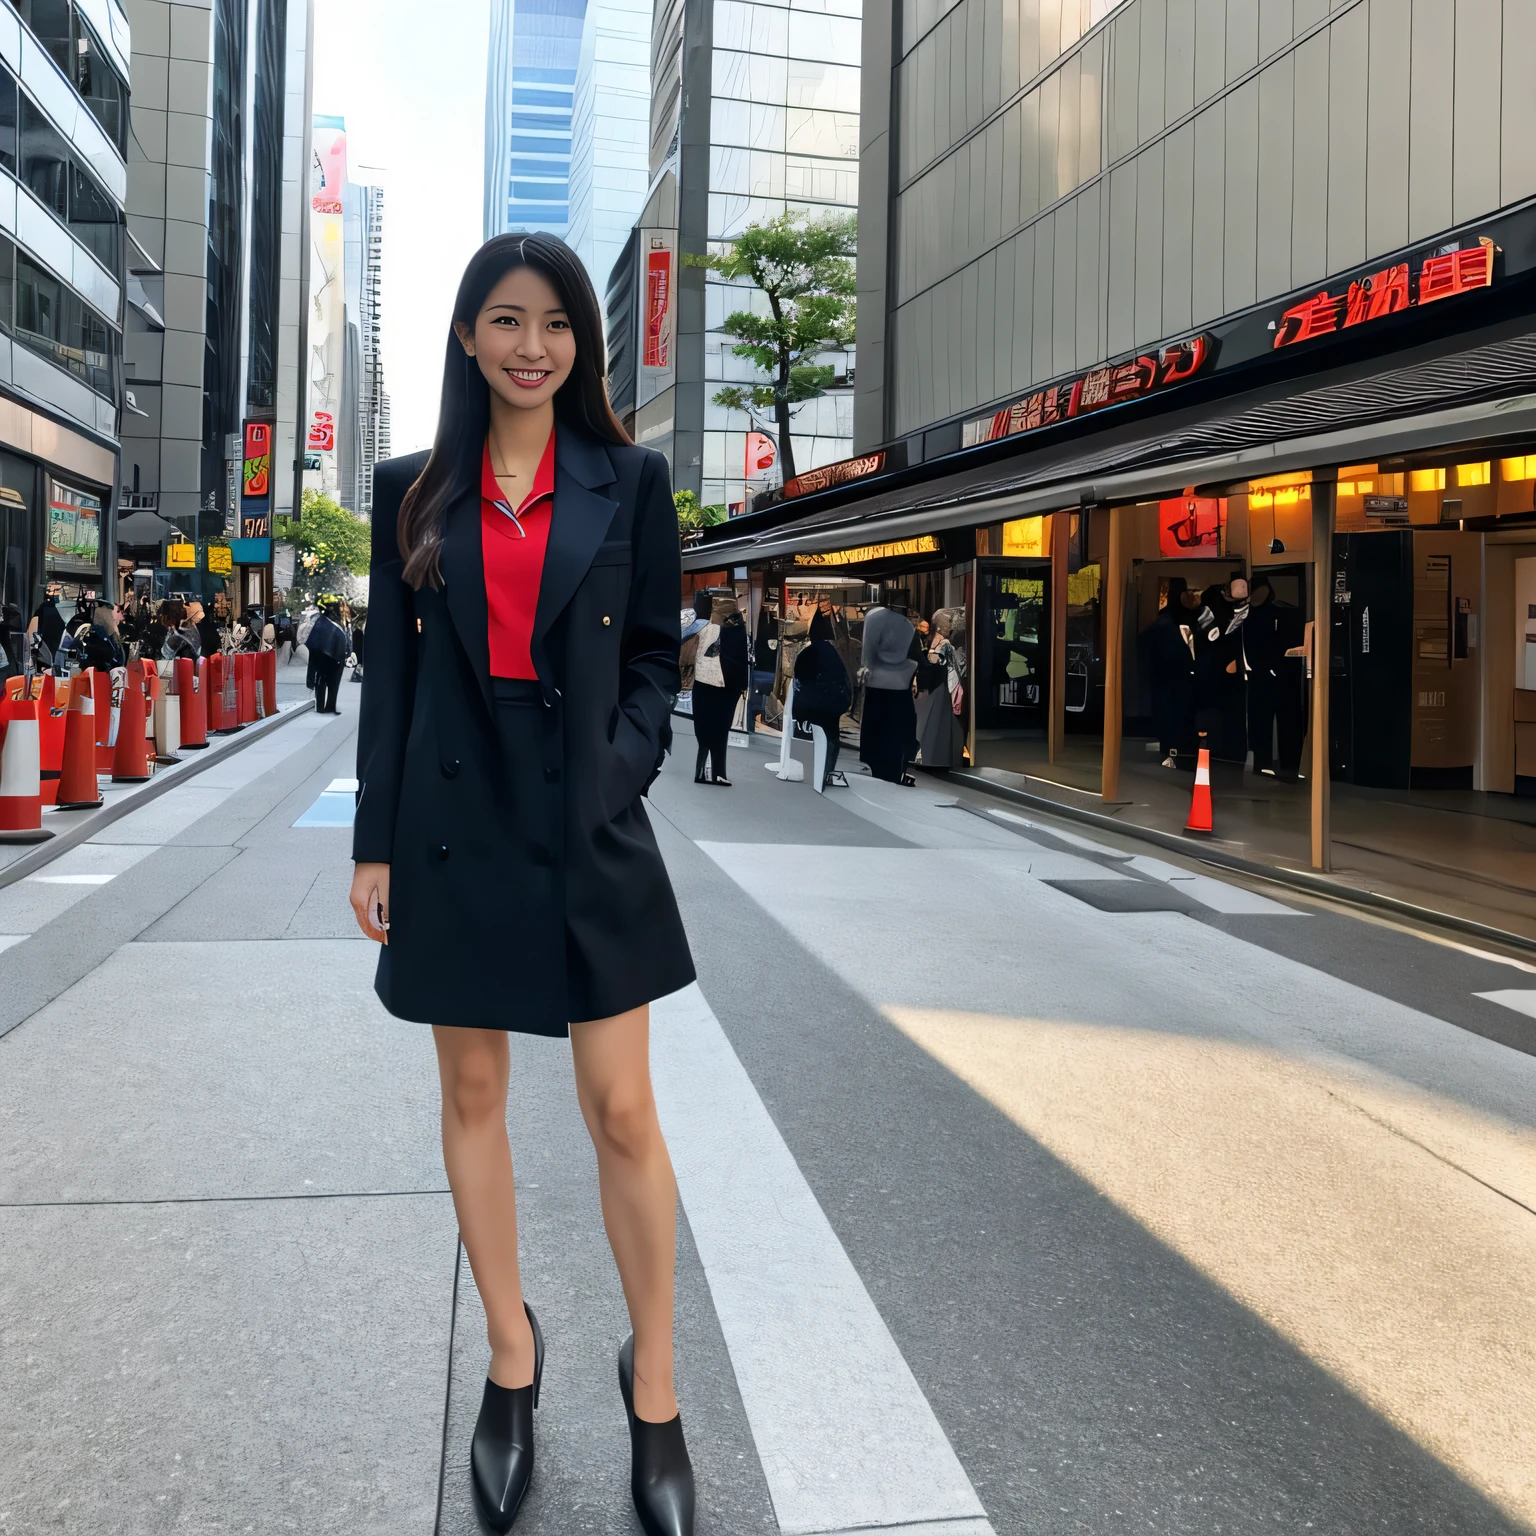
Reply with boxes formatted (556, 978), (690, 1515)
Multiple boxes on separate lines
(486, 394), (555, 468)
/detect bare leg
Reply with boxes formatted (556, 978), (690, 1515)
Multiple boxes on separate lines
(570, 1004), (680, 1422)
(432, 1025), (536, 1389)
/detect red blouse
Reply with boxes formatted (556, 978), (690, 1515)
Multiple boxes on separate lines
(481, 431), (556, 679)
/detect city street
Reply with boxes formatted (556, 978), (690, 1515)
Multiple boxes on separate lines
(1, 704), (1532, 1535)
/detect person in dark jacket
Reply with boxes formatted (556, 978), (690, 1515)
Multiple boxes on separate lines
(792, 609), (851, 785)
(1140, 578), (1199, 768)
(79, 602), (126, 674)
(187, 598), (222, 660)
(858, 602), (919, 783)
(28, 583), (65, 653)
(690, 593), (748, 784)
(347, 234), (697, 1535)
(1192, 577), (1249, 763)
(305, 602), (349, 713)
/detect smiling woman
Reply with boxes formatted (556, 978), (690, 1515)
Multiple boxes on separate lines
(347, 232), (698, 1536)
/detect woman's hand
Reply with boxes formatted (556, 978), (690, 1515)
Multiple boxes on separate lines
(350, 861), (391, 944)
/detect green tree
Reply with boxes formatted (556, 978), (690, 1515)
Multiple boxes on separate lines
(275, 490), (370, 601)
(674, 489), (728, 533)
(685, 210), (856, 484)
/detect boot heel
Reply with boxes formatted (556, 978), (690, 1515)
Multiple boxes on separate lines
(527, 1302), (543, 1410)
(618, 1334), (695, 1536)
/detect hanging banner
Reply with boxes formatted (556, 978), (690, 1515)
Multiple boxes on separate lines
(311, 116), (347, 215)
(242, 422), (271, 498)
(636, 229), (676, 410)
(644, 244), (672, 368)
(307, 410), (335, 453)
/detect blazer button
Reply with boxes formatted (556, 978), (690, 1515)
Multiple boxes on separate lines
(602, 615), (611, 626)
(436, 844), (450, 862)
(441, 758), (460, 779)
(543, 766), (560, 784)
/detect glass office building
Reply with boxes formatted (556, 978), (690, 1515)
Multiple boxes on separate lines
(484, 0), (587, 241)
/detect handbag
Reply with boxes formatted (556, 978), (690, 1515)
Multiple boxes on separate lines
(951, 682), (964, 717)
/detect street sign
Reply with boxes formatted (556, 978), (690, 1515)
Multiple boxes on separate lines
(167, 541), (195, 570)
(207, 544), (233, 576)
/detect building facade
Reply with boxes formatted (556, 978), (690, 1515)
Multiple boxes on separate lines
(686, 0), (1536, 919)
(566, 0), (650, 293)
(336, 177), (386, 512)
(121, 0), (313, 608)
(609, 0), (862, 510)
(0, 0), (128, 620)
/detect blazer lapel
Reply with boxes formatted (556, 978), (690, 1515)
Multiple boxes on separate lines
(439, 481), (494, 716)
(530, 428), (619, 688)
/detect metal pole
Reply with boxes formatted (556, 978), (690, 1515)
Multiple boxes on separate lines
(1101, 506), (1124, 801)
(1048, 511), (1069, 764)
(1310, 476), (1336, 871)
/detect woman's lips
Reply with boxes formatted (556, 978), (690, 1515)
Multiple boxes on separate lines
(506, 368), (551, 390)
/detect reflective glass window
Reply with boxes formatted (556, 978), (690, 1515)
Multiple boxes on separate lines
(14, 248), (116, 398)
(0, 66), (16, 174)
(69, 159), (119, 272)
(73, 9), (127, 154)
(15, 0), (72, 76)
(19, 95), (69, 221)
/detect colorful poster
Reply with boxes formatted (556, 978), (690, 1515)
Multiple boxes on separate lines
(1158, 496), (1226, 557)
(243, 421), (271, 498)
(311, 116), (347, 215)
(307, 410), (335, 453)
(745, 431), (776, 478)
(644, 246), (672, 369)
(47, 481), (102, 567)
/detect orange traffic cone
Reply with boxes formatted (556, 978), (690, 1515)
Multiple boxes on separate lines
(1184, 745), (1213, 834)
(56, 677), (104, 809)
(0, 696), (54, 843)
(92, 668), (116, 773)
(111, 669), (153, 782)
(36, 673), (66, 805)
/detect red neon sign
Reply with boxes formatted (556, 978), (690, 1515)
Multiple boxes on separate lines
(1273, 238), (1494, 349)
(644, 250), (671, 368)
(966, 335), (1215, 448)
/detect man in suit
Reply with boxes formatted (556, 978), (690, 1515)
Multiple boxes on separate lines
(305, 601), (349, 714)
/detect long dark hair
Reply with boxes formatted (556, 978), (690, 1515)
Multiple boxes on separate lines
(398, 233), (630, 589)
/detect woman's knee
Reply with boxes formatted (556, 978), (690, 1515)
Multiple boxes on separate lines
(587, 1086), (657, 1162)
(438, 1041), (507, 1130)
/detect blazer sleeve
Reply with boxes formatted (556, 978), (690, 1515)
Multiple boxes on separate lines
(612, 449), (683, 793)
(352, 459), (420, 863)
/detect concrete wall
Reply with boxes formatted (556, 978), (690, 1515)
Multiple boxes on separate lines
(869, 0), (1536, 442)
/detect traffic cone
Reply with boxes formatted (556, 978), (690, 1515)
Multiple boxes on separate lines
(0, 696), (54, 843)
(176, 656), (208, 749)
(1184, 746), (1213, 834)
(111, 669), (153, 782)
(56, 678), (104, 809)
(36, 673), (66, 806)
(92, 668), (116, 773)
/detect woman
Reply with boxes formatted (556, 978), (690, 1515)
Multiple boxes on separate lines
(347, 234), (696, 1535)
(914, 613), (964, 771)
(80, 601), (126, 675)
(689, 593), (747, 784)
(792, 609), (851, 786)
(857, 601), (919, 784)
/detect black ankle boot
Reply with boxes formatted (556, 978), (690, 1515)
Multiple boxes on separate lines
(471, 1303), (544, 1532)
(617, 1335), (694, 1536)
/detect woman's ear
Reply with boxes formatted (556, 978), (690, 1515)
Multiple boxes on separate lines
(453, 319), (475, 357)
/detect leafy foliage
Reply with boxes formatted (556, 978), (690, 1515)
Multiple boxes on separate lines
(674, 490), (728, 531)
(684, 211), (856, 482)
(275, 490), (371, 602)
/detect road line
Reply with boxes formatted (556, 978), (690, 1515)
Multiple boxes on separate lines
(1475, 989), (1536, 1019)
(651, 983), (994, 1536)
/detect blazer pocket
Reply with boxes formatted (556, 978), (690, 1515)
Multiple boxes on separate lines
(589, 539), (631, 568)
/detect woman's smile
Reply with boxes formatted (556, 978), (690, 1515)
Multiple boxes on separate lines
(506, 365), (552, 389)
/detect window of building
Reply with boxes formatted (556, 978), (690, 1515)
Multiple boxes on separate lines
(512, 87), (573, 108)
(0, 66), (16, 174)
(13, 245), (117, 399)
(71, 8), (127, 155)
(16, 94), (121, 272)
(511, 112), (570, 133)
(14, 0), (72, 77)
(46, 476), (101, 575)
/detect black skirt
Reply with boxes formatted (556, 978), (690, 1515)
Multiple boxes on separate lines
(469, 677), (695, 1036)
(859, 685), (916, 782)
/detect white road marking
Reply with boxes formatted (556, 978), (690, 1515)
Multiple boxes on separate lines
(651, 983), (994, 1536)
(987, 805), (1133, 857)
(0, 934), (24, 954)
(1475, 990), (1536, 1020)
(30, 874), (115, 885)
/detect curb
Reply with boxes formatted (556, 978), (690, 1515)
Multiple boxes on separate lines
(0, 698), (318, 893)
(947, 767), (1536, 958)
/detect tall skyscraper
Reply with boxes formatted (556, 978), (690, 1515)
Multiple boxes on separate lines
(339, 180), (389, 513)
(566, 0), (651, 293)
(483, 0), (587, 243)
(122, 0), (314, 609)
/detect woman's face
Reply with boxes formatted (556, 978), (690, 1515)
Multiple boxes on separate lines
(456, 264), (577, 414)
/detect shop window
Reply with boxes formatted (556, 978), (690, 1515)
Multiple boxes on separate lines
(1410, 467), (1446, 492)
(1456, 462), (1491, 487)
(46, 477), (102, 577)
(1002, 517), (1047, 557)
(1501, 457), (1536, 482)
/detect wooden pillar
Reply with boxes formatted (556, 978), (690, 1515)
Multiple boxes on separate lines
(1101, 506), (1125, 801)
(1048, 512), (1069, 764)
(1310, 477), (1336, 871)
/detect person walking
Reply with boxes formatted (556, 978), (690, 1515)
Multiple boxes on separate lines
(858, 601), (919, 784)
(27, 582), (66, 654)
(690, 593), (747, 784)
(305, 601), (349, 713)
(79, 601), (126, 675)
(347, 233), (697, 1536)
(914, 613), (964, 770)
(187, 598), (223, 660)
(792, 609), (852, 786)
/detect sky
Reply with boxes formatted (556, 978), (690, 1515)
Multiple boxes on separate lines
(313, 0), (492, 456)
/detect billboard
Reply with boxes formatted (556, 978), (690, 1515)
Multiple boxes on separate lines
(243, 422), (271, 498)
(311, 116), (347, 215)
(636, 229), (676, 409)
(308, 410), (335, 453)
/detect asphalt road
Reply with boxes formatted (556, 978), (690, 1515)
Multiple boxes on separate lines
(1, 703), (1531, 1535)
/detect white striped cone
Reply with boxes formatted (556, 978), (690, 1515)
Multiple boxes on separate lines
(0, 703), (53, 841)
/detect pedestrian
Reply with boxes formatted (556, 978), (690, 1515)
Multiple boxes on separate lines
(1192, 577), (1249, 763)
(79, 601), (125, 674)
(350, 606), (366, 682)
(747, 599), (778, 731)
(858, 600), (919, 784)
(305, 601), (349, 713)
(347, 233), (697, 1536)
(792, 609), (851, 786)
(1141, 578), (1199, 769)
(678, 590), (709, 700)
(914, 611), (964, 770)
(187, 598), (222, 659)
(26, 581), (65, 653)
(690, 592), (747, 784)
